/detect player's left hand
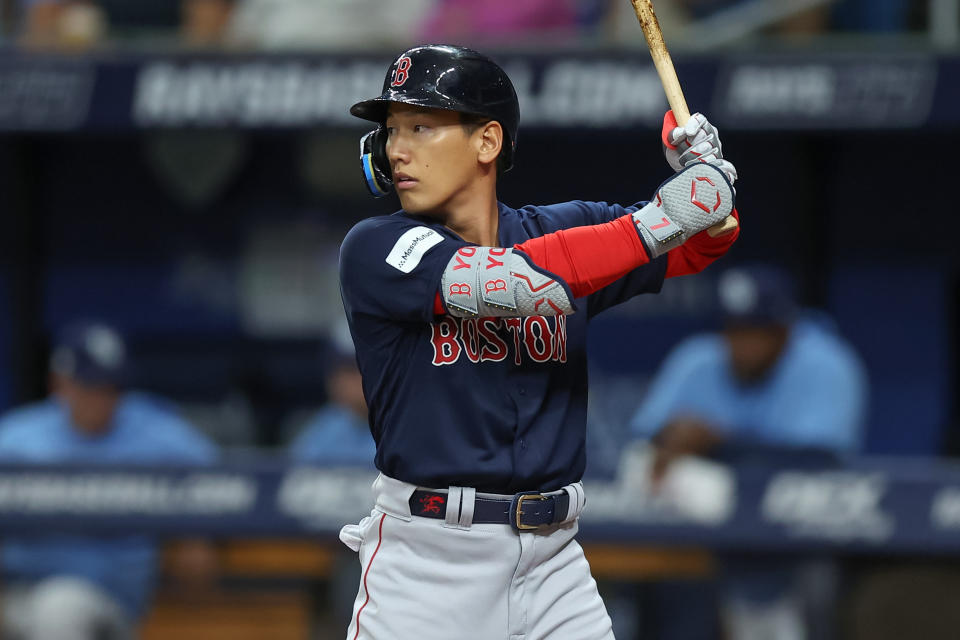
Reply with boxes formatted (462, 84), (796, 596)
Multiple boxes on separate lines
(662, 111), (737, 186)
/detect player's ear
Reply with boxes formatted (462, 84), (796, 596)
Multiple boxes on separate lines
(476, 121), (503, 168)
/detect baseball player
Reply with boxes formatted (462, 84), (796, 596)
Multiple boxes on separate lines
(338, 44), (740, 640)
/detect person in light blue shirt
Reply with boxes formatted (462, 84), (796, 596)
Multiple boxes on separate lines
(287, 346), (374, 633)
(630, 265), (868, 640)
(632, 265), (866, 474)
(289, 351), (374, 467)
(634, 318), (863, 451)
(0, 321), (218, 640)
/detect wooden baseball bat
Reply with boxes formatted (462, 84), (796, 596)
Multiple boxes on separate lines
(630, 0), (738, 238)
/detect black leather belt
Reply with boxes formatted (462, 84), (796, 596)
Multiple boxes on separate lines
(409, 489), (570, 531)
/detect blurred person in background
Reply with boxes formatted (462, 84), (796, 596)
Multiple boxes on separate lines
(17, 0), (231, 48)
(630, 264), (868, 640)
(287, 345), (374, 635)
(0, 321), (219, 640)
(669, 0), (832, 33)
(602, 0), (828, 47)
(18, 0), (107, 48)
(224, 0), (432, 50)
(602, 0), (918, 48)
(420, 0), (580, 47)
(288, 346), (373, 467)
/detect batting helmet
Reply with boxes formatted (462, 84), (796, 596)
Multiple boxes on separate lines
(350, 44), (520, 197)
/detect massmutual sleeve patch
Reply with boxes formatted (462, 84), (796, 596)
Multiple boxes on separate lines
(341, 217), (464, 323)
(385, 226), (444, 273)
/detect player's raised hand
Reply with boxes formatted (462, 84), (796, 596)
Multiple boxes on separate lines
(662, 111), (738, 187)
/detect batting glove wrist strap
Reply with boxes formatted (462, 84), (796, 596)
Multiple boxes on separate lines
(633, 164), (735, 259)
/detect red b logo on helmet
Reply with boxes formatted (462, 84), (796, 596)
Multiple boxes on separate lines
(391, 56), (412, 88)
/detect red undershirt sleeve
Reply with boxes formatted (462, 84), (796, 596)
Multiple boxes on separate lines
(433, 213), (648, 314)
(664, 209), (740, 279)
(512, 213), (651, 298)
(431, 207), (740, 315)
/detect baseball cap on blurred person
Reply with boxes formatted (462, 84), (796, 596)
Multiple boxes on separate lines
(717, 265), (798, 327)
(325, 340), (359, 378)
(49, 321), (130, 387)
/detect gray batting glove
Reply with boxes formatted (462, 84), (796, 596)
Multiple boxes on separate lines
(663, 112), (738, 187)
(633, 163), (735, 259)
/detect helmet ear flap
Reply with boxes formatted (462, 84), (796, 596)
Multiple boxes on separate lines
(359, 127), (392, 197)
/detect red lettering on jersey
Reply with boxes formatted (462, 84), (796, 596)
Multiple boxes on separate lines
(478, 318), (508, 362)
(484, 279), (507, 294)
(462, 318), (482, 363)
(453, 254), (471, 270)
(458, 247), (477, 257)
(551, 314), (567, 363)
(391, 56), (412, 87)
(485, 255), (504, 270)
(428, 316), (565, 366)
(449, 283), (471, 296)
(430, 317), (461, 366)
(503, 318), (524, 365)
(523, 317), (552, 363)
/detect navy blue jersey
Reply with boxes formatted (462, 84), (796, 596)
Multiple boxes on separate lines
(339, 200), (667, 493)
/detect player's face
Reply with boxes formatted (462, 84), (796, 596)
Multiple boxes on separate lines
(724, 324), (789, 383)
(384, 104), (483, 216)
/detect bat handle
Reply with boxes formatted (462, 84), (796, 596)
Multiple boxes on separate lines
(632, 0), (735, 237)
(663, 80), (690, 127)
(670, 102), (736, 238)
(669, 103), (736, 237)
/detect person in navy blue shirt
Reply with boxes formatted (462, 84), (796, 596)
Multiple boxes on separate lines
(0, 322), (218, 640)
(630, 265), (868, 640)
(338, 44), (741, 640)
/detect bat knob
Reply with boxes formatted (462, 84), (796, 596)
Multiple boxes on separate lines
(706, 215), (738, 238)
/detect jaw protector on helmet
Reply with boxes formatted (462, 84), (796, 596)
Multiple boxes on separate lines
(360, 127), (391, 198)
